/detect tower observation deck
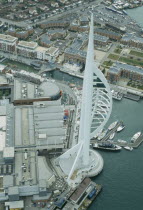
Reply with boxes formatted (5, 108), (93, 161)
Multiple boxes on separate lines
(58, 14), (112, 187)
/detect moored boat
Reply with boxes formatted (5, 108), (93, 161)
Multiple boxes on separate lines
(97, 130), (107, 140)
(94, 129), (103, 139)
(131, 132), (141, 142)
(117, 124), (125, 132)
(124, 146), (133, 151)
(93, 143), (122, 151)
(109, 132), (115, 140)
(108, 121), (118, 130)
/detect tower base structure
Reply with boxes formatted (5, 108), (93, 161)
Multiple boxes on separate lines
(58, 149), (103, 187)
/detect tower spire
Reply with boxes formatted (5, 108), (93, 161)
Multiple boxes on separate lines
(58, 13), (112, 186)
(78, 12), (94, 166)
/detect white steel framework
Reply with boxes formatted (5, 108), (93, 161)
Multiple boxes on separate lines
(59, 13), (112, 184)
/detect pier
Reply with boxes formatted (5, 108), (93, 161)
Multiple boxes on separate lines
(91, 122), (143, 149)
(124, 92), (140, 101)
(114, 134), (143, 148)
(91, 121), (123, 142)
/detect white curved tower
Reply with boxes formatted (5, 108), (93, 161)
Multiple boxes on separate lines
(59, 13), (112, 186)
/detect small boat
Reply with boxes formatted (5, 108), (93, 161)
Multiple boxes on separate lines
(131, 132), (141, 142)
(94, 129), (103, 139)
(117, 139), (126, 143)
(123, 10), (128, 15)
(69, 83), (76, 88)
(93, 143), (122, 151)
(109, 132), (115, 140)
(124, 146), (133, 151)
(117, 124), (125, 132)
(108, 121), (118, 130)
(97, 130), (107, 140)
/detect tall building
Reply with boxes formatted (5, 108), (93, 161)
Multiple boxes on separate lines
(58, 14), (112, 186)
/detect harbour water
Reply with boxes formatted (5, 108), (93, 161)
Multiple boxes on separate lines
(90, 99), (143, 210)
(126, 6), (143, 27)
(47, 70), (143, 210)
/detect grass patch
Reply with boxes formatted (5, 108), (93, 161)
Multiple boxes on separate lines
(129, 50), (143, 58)
(108, 54), (119, 60)
(114, 48), (122, 54)
(119, 57), (143, 67)
(103, 60), (113, 67)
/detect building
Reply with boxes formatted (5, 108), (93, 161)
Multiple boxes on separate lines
(79, 16), (89, 26)
(16, 41), (48, 60)
(70, 34), (88, 50)
(0, 34), (18, 53)
(51, 1), (59, 7)
(39, 34), (52, 48)
(47, 29), (67, 40)
(107, 62), (143, 83)
(45, 46), (59, 62)
(64, 48), (86, 65)
(17, 41), (38, 59)
(95, 28), (122, 41)
(0, 69), (67, 204)
(40, 20), (70, 29)
(7, 27), (34, 39)
(69, 23), (89, 32)
(121, 33), (143, 49)
(15, 30), (29, 39)
(94, 34), (109, 46)
(29, 7), (37, 15)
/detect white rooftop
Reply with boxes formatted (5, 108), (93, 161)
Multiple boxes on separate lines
(3, 147), (14, 158)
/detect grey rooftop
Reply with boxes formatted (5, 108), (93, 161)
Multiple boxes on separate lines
(109, 62), (143, 75)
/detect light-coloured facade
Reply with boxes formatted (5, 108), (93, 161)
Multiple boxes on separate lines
(0, 34), (18, 53)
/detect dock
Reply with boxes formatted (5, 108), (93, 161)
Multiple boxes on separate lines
(91, 122), (143, 149)
(91, 121), (123, 142)
(62, 179), (102, 210)
(114, 134), (143, 148)
(78, 184), (102, 210)
(124, 92), (140, 101)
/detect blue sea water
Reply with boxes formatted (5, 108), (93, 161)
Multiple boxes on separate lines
(126, 6), (143, 27)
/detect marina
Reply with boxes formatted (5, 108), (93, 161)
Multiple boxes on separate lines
(92, 121), (123, 142)
(91, 129), (143, 149)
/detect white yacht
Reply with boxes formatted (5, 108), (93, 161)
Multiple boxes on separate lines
(93, 143), (122, 151)
(97, 130), (107, 140)
(117, 124), (125, 132)
(109, 132), (115, 140)
(131, 132), (141, 142)
(124, 146), (133, 151)
(108, 121), (118, 130)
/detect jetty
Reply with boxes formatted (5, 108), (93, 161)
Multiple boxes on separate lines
(91, 130), (143, 149)
(114, 134), (143, 148)
(91, 121), (123, 142)
(124, 92), (140, 101)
